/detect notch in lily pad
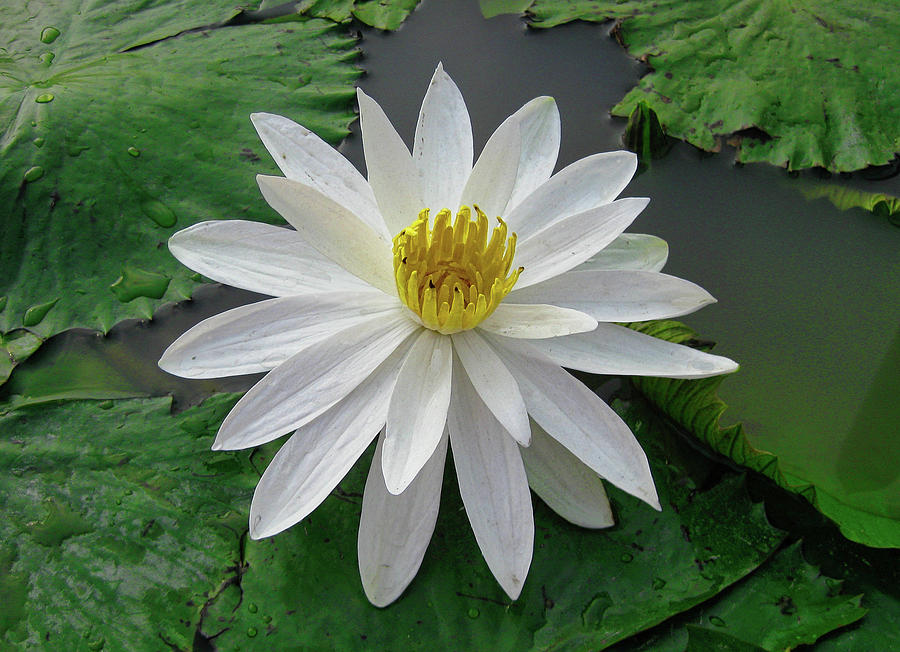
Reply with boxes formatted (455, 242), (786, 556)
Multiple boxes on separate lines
(624, 101), (670, 168)
(110, 267), (170, 303)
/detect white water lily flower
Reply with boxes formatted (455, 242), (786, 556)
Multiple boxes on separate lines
(159, 64), (737, 607)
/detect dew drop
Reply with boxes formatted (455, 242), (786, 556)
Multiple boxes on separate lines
(23, 166), (44, 182)
(23, 298), (58, 326)
(124, 489), (133, 495)
(262, 615), (272, 624)
(140, 198), (177, 227)
(709, 616), (726, 627)
(40, 27), (61, 44)
(620, 552), (634, 563)
(39, 52), (55, 65)
(35, 93), (54, 103)
(30, 120), (37, 126)
(87, 636), (105, 651)
(115, 498), (122, 505)
(247, 627), (258, 638)
(127, 146), (140, 157)
(652, 577), (666, 590)
(247, 602), (258, 614)
(109, 267), (170, 302)
(98, 400), (113, 410)
(33, 137), (45, 148)
(467, 608), (480, 619)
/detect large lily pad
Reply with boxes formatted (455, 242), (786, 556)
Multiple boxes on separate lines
(1, 390), (789, 649)
(622, 542), (866, 651)
(529, 0), (900, 172)
(626, 319), (900, 549)
(0, 3), (363, 381)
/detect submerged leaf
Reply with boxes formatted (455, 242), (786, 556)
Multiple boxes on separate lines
(625, 319), (900, 549)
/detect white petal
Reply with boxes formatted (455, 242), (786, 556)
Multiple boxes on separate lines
(414, 63), (473, 212)
(159, 291), (399, 378)
(383, 329), (453, 494)
(359, 432), (448, 607)
(168, 220), (370, 296)
(477, 303), (597, 339)
(504, 97), (561, 214)
(250, 112), (389, 239)
(257, 175), (395, 294)
(528, 322), (739, 379)
(574, 233), (669, 273)
(520, 421), (614, 529)
(507, 270), (715, 322)
(459, 116), (520, 219)
(488, 335), (660, 509)
(213, 311), (419, 450)
(448, 366), (533, 600)
(505, 151), (638, 237)
(451, 331), (531, 445)
(514, 197), (650, 289)
(357, 88), (422, 236)
(248, 344), (409, 539)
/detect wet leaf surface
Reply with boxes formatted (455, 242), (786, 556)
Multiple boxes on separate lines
(530, 0), (900, 172)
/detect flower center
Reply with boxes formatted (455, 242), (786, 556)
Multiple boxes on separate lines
(392, 206), (523, 334)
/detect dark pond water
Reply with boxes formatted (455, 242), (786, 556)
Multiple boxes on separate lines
(10, 0), (899, 518)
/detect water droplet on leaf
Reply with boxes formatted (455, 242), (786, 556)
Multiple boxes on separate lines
(620, 552), (634, 563)
(40, 27), (61, 43)
(35, 93), (54, 103)
(127, 146), (140, 157)
(247, 627), (258, 638)
(109, 267), (170, 302)
(23, 166), (44, 182)
(247, 602), (258, 613)
(23, 298), (58, 326)
(467, 608), (479, 619)
(709, 616), (726, 627)
(39, 52), (55, 65)
(33, 137), (45, 148)
(140, 198), (176, 227)
(652, 577), (666, 590)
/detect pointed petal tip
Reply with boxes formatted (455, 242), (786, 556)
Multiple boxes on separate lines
(500, 576), (525, 601)
(364, 588), (398, 609)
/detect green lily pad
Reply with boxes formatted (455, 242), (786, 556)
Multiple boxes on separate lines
(0, 394), (252, 648)
(479, 0), (534, 19)
(0, 390), (787, 649)
(258, 0), (420, 30)
(624, 542), (867, 651)
(529, 0), (900, 172)
(0, 4), (362, 374)
(625, 320), (900, 549)
(797, 183), (900, 225)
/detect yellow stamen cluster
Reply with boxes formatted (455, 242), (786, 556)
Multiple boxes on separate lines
(393, 206), (523, 334)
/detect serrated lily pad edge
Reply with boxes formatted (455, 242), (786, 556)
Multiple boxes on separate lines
(625, 320), (900, 549)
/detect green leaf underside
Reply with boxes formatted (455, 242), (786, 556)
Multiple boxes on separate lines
(622, 542), (867, 651)
(625, 320), (900, 549)
(1, 392), (790, 649)
(529, 0), (900, 172)
(0, 3), (364, 381)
